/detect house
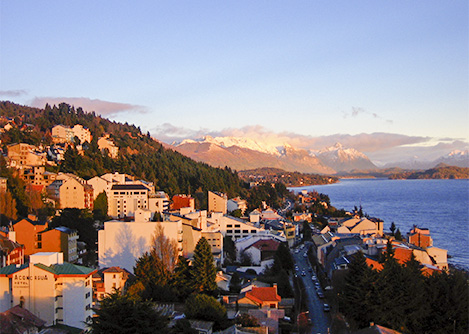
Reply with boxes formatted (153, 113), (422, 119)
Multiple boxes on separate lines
(238, 285), (281, 309)
(208, 191), (227, 214)
(241, 239), (280, 266)
(407, 227), (433, 248)
(20, 166), (57, 186)
(337, 217), (383, 236)
(93, 266), (132, 303)
(248, 308), (285, 334)
(0, 252), (95, 329)
(97, 135), (119, 158)
(0, 305), (47, 334)
(227, 197), (248, 215)
(0, 233), (24, 267)
(189, 320), (214, 334)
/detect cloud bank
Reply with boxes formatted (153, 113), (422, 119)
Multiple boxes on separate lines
(29, 97), (147, 117)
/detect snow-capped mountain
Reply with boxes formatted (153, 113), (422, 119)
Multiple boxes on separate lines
(172, 137), (375, 174)
(312, 143), (377, 172)
(434, 150), (469, 168)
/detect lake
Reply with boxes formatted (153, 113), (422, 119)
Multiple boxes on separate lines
(291, 179), (469, 269)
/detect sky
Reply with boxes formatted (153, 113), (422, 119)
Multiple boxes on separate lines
(0, 1), (468, 163)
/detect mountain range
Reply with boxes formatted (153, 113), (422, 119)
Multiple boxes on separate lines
(171, 136), (468, 174)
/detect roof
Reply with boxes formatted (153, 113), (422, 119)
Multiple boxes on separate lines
(44, 262), (95, 276)
(0, 263), (28, 276)
(245, 286), (281, 304)
(111, 184), (148, 191)
(14, 217), (47, 226)
(0, 305), (46, 332)
(249, 239), (280, 252)
(0, 234), (22, 252)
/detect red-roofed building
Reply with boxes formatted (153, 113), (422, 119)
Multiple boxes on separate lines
(239, 285), (282, 309)
(408, 227), (433, 249)
(243, 239), (280, 266)
(0, 305), (46, 333)
(172, 194), (195, 210)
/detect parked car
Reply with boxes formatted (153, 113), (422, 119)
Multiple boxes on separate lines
(317, 291), (325, 299)
(323, 303), (330, 312)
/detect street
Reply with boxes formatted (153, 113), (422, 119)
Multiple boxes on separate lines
(292, 245), (331, 334)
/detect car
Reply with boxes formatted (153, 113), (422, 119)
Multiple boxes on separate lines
(315, 282), (320, 288)
(317, 291), (325, 299)
(323, 303), (330, 312)
(301, 271), (306, 276)
(303, 253), (308, 257)
(312, 275), (317, 281)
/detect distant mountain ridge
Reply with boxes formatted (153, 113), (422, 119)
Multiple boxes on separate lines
(172, 136), (376, 174)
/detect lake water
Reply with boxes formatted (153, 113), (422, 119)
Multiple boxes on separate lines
(291, 179), (469, 269)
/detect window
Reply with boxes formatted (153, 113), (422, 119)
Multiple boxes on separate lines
(86, 304), (91, 310)
(235, 224), (241, 228)
(251, 230), (257, 233)
(243, 230), (248, 233)
(234, 230), (240, 234)
(227, 224), (232, 228)
(85, 292), (91, 299)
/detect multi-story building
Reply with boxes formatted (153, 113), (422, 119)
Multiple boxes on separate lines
(0, 233), (24, 267)
(13, 218), (49, 256)
(108, 184), (149, 218)
(98, 211), (202, 272)
(36, 227), (79, 263)
(149, 191), (170, 213)
(48, 175), (93, 209)
(208, 191), (227, 214)
(19, 166), (57, 186)
(0, 252), (95, 329)
(227, 197), (248, 215)
(209, 212), (264, 240)
(7, 143), (46, 168)
(52, 124), (91, 144)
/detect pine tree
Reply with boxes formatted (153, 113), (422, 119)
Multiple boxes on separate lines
(171, 256), (194, 301)
(191, 237), (217, 295)
(339, 251), (377, 329)
(88, 290), (168, 333)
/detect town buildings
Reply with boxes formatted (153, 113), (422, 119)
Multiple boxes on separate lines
(0, 252), (95, 329)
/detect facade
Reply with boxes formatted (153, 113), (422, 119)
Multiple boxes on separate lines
(48, 176), (93, 209)
(108, 184), (149, 218)
(0, 252), (95, 329)
(20, 166), (57, 186)
(87, 175), (111, 200)
(13, 218), (49, 256)
(242, 239), (280, 265)
(36, 227), (79, 263)
(7, 143), (46, 167)
(408, 227), (433, 248)
(208, 191), (227, 214)
(98, 214), (202, 272)
(210, 213), (264, 241)
(148, 191), (170, 213)
(97, 135), (118, 158)
(337, 217), (383, 235)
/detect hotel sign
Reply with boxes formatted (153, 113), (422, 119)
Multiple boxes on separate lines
(13, 274), (49, 288)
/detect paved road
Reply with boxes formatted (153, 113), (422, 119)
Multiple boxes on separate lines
(292, 245), (331, 334)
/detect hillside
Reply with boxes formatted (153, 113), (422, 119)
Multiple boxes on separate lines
(389, 164), (469, 180)
(238, 167), (338, 187)
(0, 101), (245, 205)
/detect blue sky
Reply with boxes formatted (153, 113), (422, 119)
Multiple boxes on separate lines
(0, 1), (467, 160)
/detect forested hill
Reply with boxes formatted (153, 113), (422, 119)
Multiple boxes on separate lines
(0, 101), (245, 204)
(389, 164), (469, 180)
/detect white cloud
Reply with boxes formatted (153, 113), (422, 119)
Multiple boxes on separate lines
(29, 97), (147, 116)
(0, 89), (28, 97)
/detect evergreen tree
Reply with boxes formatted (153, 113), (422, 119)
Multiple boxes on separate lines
(93, 191), (108, 221)
(339, 251), (377, 329)
(88, 290), (168, 334)
(229, 271), (241, 294)
(171, 256), (194, 301)
(390, 222), (396, 236)
(191, 237), (217, 295)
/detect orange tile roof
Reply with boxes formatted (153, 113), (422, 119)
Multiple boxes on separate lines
(366, 258), (383, 271)
(246, 286), (281, 304)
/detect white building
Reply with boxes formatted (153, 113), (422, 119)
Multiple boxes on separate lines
(108, 184), (149, 218)
(0, 252), (95, 329)
(208, 213), (264, 240)
(98, 212), (202, 272)
(227, 197), (248, 215)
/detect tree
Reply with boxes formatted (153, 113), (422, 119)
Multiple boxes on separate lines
(302, 221), (312, 241)
(390, 222), (396, 236)
(151, 222), (178, 273)
(93, 191), (108, 221)
(191, 237), (217, 295)
(88, 290), (168, 334)
(229, 272), (241, 294)
(223, 235), (236, 265)
(184, 294), (227, 330)
(339, 251), (377, 329)
(170, 318), (198, 334)
(171, 256), (194, 301)
(0, 190), (17, 224)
